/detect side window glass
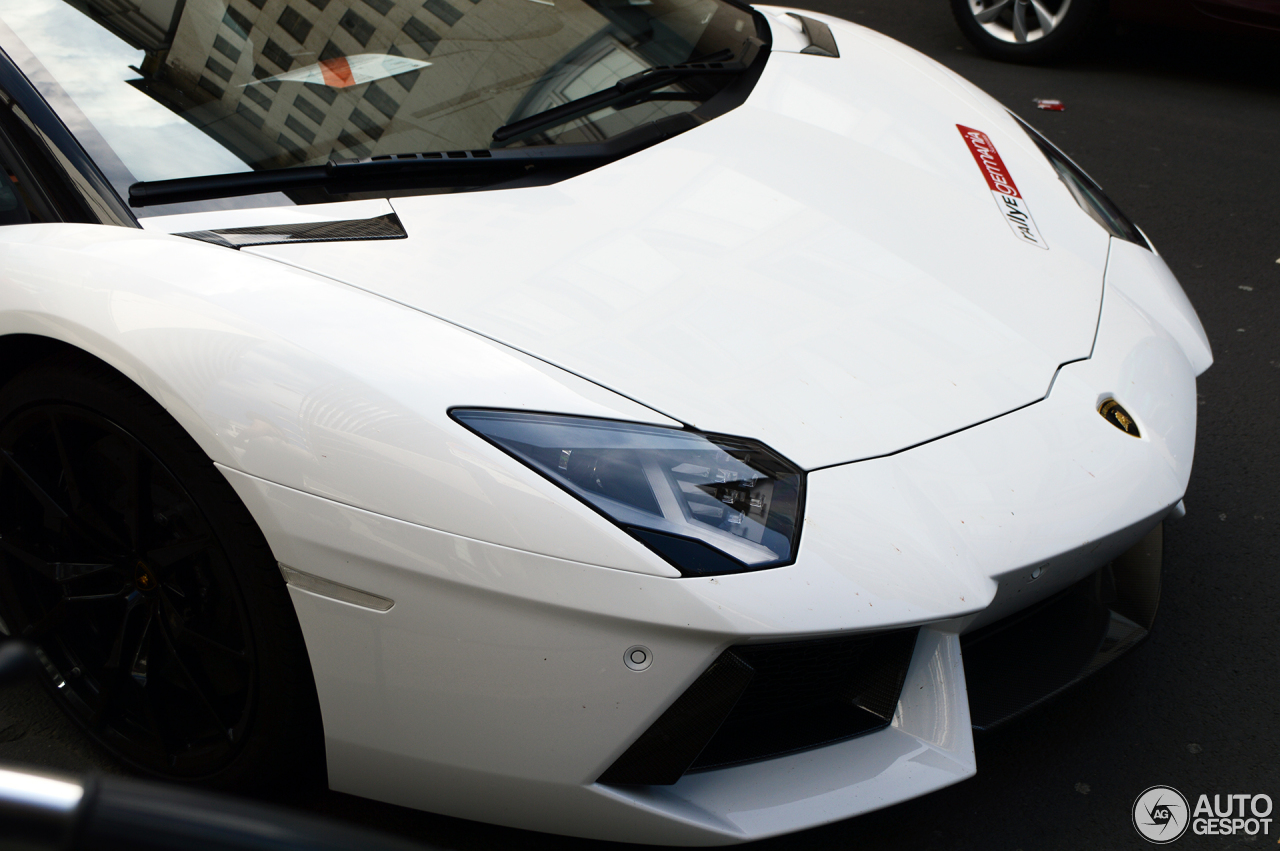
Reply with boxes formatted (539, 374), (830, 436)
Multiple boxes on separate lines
(0, 81), (85, 226)
(0, 158), (35, 225)
(0, 60), (135, 227)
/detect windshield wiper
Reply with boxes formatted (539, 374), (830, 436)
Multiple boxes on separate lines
(126, 139), (677, 208)
(491, 39), (763, 145)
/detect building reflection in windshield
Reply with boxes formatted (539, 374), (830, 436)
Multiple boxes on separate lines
(60, 0), (705, 173)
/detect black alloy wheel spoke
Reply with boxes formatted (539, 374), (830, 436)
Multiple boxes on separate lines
(159, 594), (246, 660)
(67, 503), (130, 556)
(47, 412), (84, 506)
(146, 536), (212, 574)
(1, 442), (126, 555)
(137, 692), (169, 754)
(130, 613), (153, 687)
(50, 409), (130, 553)
(176, 626), (246, 661)
(0, 534), (62, 580)
(64, 590), (127, 604)
(1, 447), (72, 524)
(102, 671), (167, 758)
(105, 592), (150, 670)
(125, 443), (152, 553)
(87, 675), (119, 731)
(0, 535), (47, 575)
(0, 535), (121, 586)
(155, 616), (234, 740)
(52, 561), (119, 582)
(20, 599), (67, 640)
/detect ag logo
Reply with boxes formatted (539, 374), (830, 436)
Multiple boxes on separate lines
(1133, 786), (1191, 843)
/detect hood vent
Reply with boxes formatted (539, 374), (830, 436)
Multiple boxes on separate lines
(177, 212), (406, 250)
(788, 14), (840, 57)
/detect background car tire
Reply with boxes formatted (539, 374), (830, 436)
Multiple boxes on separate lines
(950, 0), (1107, 63)
(0, 353), (324, 795)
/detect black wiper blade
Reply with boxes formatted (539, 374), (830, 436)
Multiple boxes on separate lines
(491, 39), (763, 144)
(130, 164), (327, 208)
(128, 145), (621, 208)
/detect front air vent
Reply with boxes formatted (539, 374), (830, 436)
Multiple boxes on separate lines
(788, 14), (840, 58)
(599, 628), (918, 786)
(177, 211), (406, 249)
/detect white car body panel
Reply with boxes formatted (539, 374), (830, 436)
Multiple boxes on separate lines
(1104, 237), (1213, 375)
(0, 7), (1212, 846)
(221, 36), (1115, 470)
(215, 240), (1195, 842)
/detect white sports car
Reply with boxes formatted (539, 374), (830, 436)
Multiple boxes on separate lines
(0, 0), (1209, 844)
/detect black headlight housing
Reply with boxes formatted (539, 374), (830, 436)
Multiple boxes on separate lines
(452, 410), (805, 577)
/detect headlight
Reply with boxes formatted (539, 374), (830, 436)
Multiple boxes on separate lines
(1012, 114), (1150, 250)
(452, 410), (805, 576)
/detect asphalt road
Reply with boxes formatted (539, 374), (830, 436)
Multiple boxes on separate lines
(2, 3), (1277, 850)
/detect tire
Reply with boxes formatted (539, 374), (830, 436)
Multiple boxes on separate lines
(0, 353), (324, 794)
(950, 0), (1106, 63)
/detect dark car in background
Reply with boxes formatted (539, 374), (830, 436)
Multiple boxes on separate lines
(951, 0), (1280, 62)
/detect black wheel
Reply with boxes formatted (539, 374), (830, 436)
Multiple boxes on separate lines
(0, 354), (323, 791)
(950, 0), (1106, 63)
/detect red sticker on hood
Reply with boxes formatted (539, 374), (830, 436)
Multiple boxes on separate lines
(957, 125), (1047, 250)
(958, 125), (1021, 198)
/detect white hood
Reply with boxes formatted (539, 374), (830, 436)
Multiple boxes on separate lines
(184, 14), (1114, 470)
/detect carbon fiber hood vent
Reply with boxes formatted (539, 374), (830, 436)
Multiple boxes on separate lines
(177, 212), (406, 249)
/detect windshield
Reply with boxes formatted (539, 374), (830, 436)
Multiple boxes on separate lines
(0, 0), (759, 215)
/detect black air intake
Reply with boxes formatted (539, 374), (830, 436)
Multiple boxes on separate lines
(962, 523), (1163, 730)
(599, 629), (919, 786)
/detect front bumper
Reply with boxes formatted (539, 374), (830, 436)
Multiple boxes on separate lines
(220, 241), (1199, 844)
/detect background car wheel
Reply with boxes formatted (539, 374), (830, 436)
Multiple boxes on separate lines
(950, 0), (1106, 63)
(0, 354), (324, 793)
